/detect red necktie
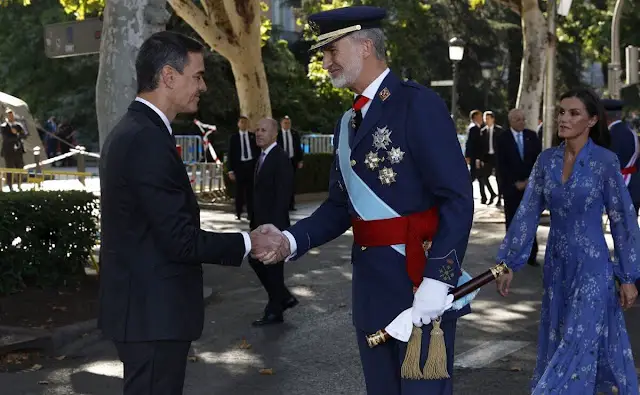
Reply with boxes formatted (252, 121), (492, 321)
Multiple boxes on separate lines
(352, 95), (370, 131)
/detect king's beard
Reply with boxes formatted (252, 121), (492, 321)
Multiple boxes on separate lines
(329, 47), (363, 89)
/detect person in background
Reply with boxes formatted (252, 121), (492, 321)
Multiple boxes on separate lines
(277, 115), (303, 210)
(249, 117), (298, 326)
(228, 115), (259, 220)
(0, 108), (27, 191)
(495, 108), (541, 267)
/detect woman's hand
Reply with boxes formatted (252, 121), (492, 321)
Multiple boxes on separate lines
(619, 283), (638, 310)
(496, 269), (514, 297)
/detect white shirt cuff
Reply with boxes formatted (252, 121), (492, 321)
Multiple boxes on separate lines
(241, 231), (251, 259)
(283, 230), (297, 262)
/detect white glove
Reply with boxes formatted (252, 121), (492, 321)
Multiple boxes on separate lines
(411, 278), (455, 327)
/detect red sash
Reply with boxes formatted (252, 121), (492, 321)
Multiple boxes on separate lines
(351, 207), (439, 288)
(621, 165), (637, 176)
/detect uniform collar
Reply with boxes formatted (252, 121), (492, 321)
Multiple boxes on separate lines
(356, 67), (390, 101)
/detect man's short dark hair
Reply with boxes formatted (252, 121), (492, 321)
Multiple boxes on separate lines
(469, 110), (482, 120)
(136, 31), (205, 94)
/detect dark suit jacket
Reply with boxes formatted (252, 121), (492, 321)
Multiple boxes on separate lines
(610, 121), (640, 205)
(479, 125), (503, 159)
(228, 131), (259, 175)
(464, 124), (482, 161)
(250, 145), (293, 230)
(0, 122), (26, 158)
(277, 129), (303, 165)
(98, 100), (246, 343)
(495, 128), (542, 199)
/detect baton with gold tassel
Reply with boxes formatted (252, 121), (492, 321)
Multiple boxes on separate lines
(365, 262), (510, 380)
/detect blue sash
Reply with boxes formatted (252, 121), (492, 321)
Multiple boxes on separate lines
(337, 110), (477, 310)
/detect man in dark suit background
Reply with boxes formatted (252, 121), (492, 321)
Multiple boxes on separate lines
(228, 115), (259, 220)
(1, 108), (27, 191)
(277, 115), (303, 210)
(464, 109), (486, 200)
(479, 111), (502, 206)
(249, 117), (298, 326)
(604, 99), (640, 214)
(496, 108), (542, 266)
(98, 31), (252, 395)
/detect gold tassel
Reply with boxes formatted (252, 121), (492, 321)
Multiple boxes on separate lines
(400, 326), (424, 379)
(422, 318), (450, 379)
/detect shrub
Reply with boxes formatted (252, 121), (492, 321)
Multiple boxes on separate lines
(0, 190), (99, 295)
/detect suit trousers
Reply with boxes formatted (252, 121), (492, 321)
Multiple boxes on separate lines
(249, 257), (292, 315)
(504, 192), (538, 264)
(234, 161), (255, 218)
(289, 158), (297, 209)
(115, 340), (191, 395)
(3, 152), (24, 187)
(356, 319), (457, 395)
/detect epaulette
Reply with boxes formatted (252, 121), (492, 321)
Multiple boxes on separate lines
(401, 80), (424, 90)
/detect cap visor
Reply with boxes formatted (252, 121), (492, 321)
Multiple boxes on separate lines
(309, 33), (349, 51)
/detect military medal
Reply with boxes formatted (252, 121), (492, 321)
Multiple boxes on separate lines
(387, 147), (405, 164)
(378, 167), (397, 185)
(372, 126), (392, 150)
(379, 87), (390, 101)
(365, 151), (383, 170)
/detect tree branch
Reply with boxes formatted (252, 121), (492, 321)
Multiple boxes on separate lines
(492, 0), (521, 15)
(209, 0), (239, 46)
(167, 0), (235, 57)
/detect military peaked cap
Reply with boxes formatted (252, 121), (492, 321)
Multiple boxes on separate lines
(602, 98), (624, 112)
(308, 6), (387, 51)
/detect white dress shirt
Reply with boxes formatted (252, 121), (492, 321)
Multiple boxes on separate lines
(281, 129), (295, 159)
(239, 130), (253, 161)
(135, 97), (251, 258)
(135, 97), (172, 134)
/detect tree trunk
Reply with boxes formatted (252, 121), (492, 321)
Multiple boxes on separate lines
(515, 0), (547, 131)
(96, 0), (170, 150)
(168, 0), (271, 127)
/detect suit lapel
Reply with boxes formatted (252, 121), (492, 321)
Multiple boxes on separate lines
(351, 72), (400, 150)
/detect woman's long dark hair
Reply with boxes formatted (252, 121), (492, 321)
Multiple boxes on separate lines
(559, 87), (610, 148)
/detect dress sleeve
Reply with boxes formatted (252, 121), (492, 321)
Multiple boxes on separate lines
(603, 156), (640, 284)
(496, 153), (546, 272)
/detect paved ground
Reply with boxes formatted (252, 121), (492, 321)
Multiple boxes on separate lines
(1, 179), (639, 394)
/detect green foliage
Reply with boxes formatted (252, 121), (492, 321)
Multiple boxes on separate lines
(0, 190), (99, 295)
(222, 152), (334, 197)
(0, 0), (99, 146)
(57, 0), (103, 19)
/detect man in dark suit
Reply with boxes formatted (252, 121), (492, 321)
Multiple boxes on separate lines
(479, 111), (502, 206)
(604, 99), (640, 214)
(1, 108), (27, 191)
(464, 109), (487, 201)
(249, 117), (298, 326)
(496, 108), (541, 267)
(277, 115), (303, 210)
(228, 115), (259, 220)
(98, 31), (252, 395)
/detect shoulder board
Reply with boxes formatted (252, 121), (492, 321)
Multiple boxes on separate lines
(400, 80), (425, 90)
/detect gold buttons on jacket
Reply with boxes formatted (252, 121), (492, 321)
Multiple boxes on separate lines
(361, 246), (367, 251)
(350, 159), (356, 166)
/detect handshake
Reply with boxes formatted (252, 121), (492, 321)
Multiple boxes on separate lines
(249, 224), (291, 264)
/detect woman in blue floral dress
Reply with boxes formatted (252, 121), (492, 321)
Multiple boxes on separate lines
(495, 88), (640, 394)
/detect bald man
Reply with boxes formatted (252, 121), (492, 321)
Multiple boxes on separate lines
(495, 108), (542, 266)
(249, 117), (298, 326)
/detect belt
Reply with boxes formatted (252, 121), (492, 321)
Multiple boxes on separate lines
(622, 165), (637, 175)
(351, 207), (439, 288)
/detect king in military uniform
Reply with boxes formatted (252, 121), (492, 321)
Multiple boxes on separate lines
(251, 6), (474, 395)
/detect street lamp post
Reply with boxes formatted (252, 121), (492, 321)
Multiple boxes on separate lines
(480, 61), (494, 110)
(449, 37), (465, 122)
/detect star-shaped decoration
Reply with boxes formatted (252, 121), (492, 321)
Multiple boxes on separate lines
(387, 147), (405, 164)
(364, 151), (383, 170)
(372, 126), (392, 150)
(378, 167), (397, 185)
(439, 265), (454, 281)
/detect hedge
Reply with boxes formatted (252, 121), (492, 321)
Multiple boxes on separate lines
(0, 190), (99, 296)
(223, 152), (334, 198)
